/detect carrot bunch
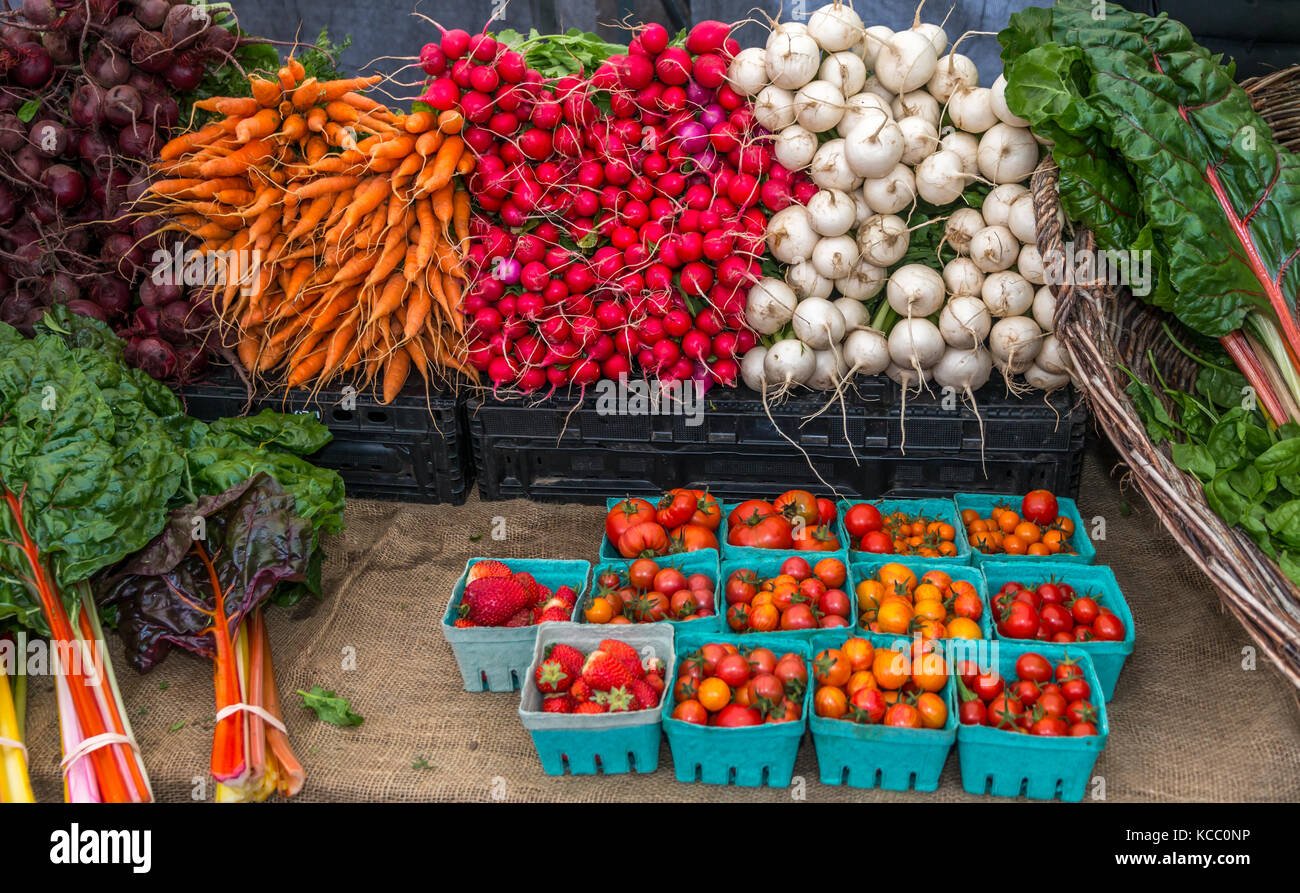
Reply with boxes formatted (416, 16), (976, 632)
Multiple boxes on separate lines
(149, 58), (477, 403)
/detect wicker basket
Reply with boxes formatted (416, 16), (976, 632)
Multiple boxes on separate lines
(1030, 66), (1300, 689)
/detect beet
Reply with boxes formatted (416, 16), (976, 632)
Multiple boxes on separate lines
(0, 112), (23, 151)
(77, 129), (113, 170)
(0, 292), (40, 328)
(174, 342), (209, 381)
(66, 299), (109, 322)
(133, 336), (178, 379)
(103, 84), (143, 127)
(87, 43), (131, 87)
(105, 14), (144, 51)
(90, 278), (132, 316)
(50, 272), (83, 304)
(163, 3), (210, 47)
(140, 88), (178, 130)
(133, 0), (169, 30)
(200, 25), (236, 57)
(29, 118), (68, 157)
(130, 30), (173, 74)
(157, 299), (191, 342)
(70, 81), (106, 128)
(164, 52), (203, 92)
(132, 304), (160, 334)
(117, 120), (157, 158)
(20, 0), (56, 26)
(13, 144), (44, 180)
(0, 184), (16, 226)
(138, 274), (181, 308)
(13, 43), (53, 88)
(40, 29), (76, 65)
(101, 232), (143, 274)
(42, 164), (86, 208)
(29, 194), (58, 225)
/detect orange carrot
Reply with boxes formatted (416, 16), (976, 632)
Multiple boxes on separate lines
(291, 77), (322, 109)
(291, 175), (359, 201)
(199, 139), (274, 177)
(437, 110), (464, 133)
(159, 123), (225, 160)
(381, 350), (411, 404)
(403, 282), (431, 340)
(318, 76), (382, 102)
(404, 111), (436, 133)
(420, 136), (462, 194)
(235, 108), (281, 142)
(250, 77), (282, 107)
(453, 189), (471, 246)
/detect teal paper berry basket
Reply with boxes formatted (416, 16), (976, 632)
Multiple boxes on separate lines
(661, 630), (811, 787)
(584, 550), (722, 632)
(807, 631), (957, 791)
(953, 493), (1096, 566)
(718, 550), (854, 639)
(981, 561), (1135, 700)
(849, 557), (993, 640)
(956, 641), (1109, 801)
(836, 498), (973, 566)
(519, 622), (674, 775)
(441, 558), (591, 692)
(600, 496), (726, 561)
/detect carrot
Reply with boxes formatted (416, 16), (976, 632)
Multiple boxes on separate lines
(277, 66), (297, 92)
(419, 136), (463, 195)
(288, 350), (329, 388)
(281, 113), (307, 141)
(403, 282), (431, 340)
(342, 176), (391, 231)
(290, 175), (359, 202)
(370, 135), (415, 161)
(455, 151), (475, 176)
(431, 185), (454, 223)
(309, 288), (358, 333)
(217, 97), (262, 117)
(160, 123), (225, 160)
(318, 76), (382, 102)
(453, 190), (471, 247)
(305, 106), (329, 132)
(304, 135), (329, 164)
(364, 239), (408, 289)
(322, 310), (361, 377)
(291, 77), (322, 109)
(285, 194), (333, 241)
(250, 77), (282, 107)
(392, 151), (423, 186)
(366, 272), (407, 324)
(325, 100), (359, 125)
(287, 57), (306, 81)
(340, 91), (384, 112)
(381, 350), (411, 404)
(237, 331), (261, 371)
(415, 130), (443, 158)
(414, 199), (437, 268)
(149, 177), (204, 196)
(330, 249), (380, 284)
(235, 108), (281, 142)
(437, 110), (464, 133)
(442, 272), (463, 329)
(404, 111), (436, 133)
(247, 205), (281, 246)
(199, 139), (274, 177)
(187, 177), (253, 199)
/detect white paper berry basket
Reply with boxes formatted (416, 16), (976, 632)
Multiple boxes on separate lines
(518, 622), (675, 776)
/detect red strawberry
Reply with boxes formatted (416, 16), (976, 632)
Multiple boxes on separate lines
(547, 644), (585, 679)
(542, 694), (574, 713)
(537, 584), (554, 603)
(462, 576), (531, 626)
(539, 605), (572, 623)
(504, 608), (532, 627)
(467, 560), (511, 583)
(604, 686), (637, 712)
(535, 658), (573, 693)
(555, 585), (577, 606)
(600, 639), (644, 679)
(574, 701), (607, 714)
(582, 651), (634, 691)
(570, 679), (591, 703)
(643, 672), (665, 695)
(514, 572), (542, 603)
(628, 679), (659, 711)
(530, 606), (543, 624)
(643, 657), (666, 677)
(452, 618), (476, 628)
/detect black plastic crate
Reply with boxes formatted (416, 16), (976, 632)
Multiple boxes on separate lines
(180, 369), (470, 505)
(468, 376), (1085, 504)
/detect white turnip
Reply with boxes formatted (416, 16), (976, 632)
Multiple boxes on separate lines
(939, 295), (992, 348)
(933, 345), (992, 392)
(819, 51), (867, 97)
(1007, 193), (1038, 244)
(1036, 334), (1072, 375)
(766, 205), (820, 264)
(794, 80), (846, 132)
(840, 92), (893, 136)
(764, 338), (818, 388)
(948, 86), (997, 134)
(888, 316), (945, 369)
(898, 115), (939, 165)
(808, 2), (865, 52)
(843, 328), (891, 375)
(887, 263), (946, 317)
(876, 29), (938, 94)
(1032, 285), (1056, 332)
(990, 73), (1030, 127)
(766, 26), (821, 89)
(1017, 244), (1046, 285)
(809, 139), (858, 191)
(836, 256), (887, 300)
(989, 315), (1042, 373)
(943, 257), (986, 296)
(1024, 363), (1071, 391)
(774, 124), (819, 170)
(981, 184), (1028, 227)
(981, 270), (1034, 317)
(792, 297), (847, 350)
(834, 296), (871, 331)
(915, 149), (970, 204)
(977, 123), (1039, 184)
(754, 84), (797, 131)
(811, 235), (860, 280)
(844, 110), (905, 179)
(807, 188), (857, 236)
(728, 47), (768, 96)
(806, 348), (849, 391)
(746, 277), (799, 333)
(740, 345), (769, 391)
(861, 74), (896, 104)
(943, 207), (984, 256)
(927, 53), (978, 103)
(858, 214), (909, 267)
(786, 260), (834, 299)
(859, 25), (894, 67)
(862, 163), (916, 215)
(969, 225), (1021, 272)
(940, 130), (979, 174)
(892, 90), (941, 128)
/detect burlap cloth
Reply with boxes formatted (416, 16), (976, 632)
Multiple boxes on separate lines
(22, 443), (1300, 802)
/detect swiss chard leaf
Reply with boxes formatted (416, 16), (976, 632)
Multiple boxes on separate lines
(298, 685), (364, 726)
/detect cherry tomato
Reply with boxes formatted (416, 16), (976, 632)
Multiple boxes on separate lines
(859, 530), (894, 554)
(1030, 716), (1068, 736)
(959, 699), (987, 725)
(1021, 489), (1059, 526)
(1070, 596), (1100, 626)
(1061, 676), (1091, 703)
(1093, 613), (1126, 641)
(1014, 652), (1053, 684)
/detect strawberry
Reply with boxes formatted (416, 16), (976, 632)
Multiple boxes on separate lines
(628, 679), (659, 711)
(461, 576), (531, 626)
(555, 585), (577, 606)
(643, 672), (665, 695)
(530, 606), (543, 624)
(600, 639), (644, 679)
(537, 584), (553, 603)
(542, 694), (574, 713)
(604, 686), (637, 712)
(503, 608), (531, 627)
(466, 560), (511, 584)
(539, 605), (572, 623)
(452, 618), (476, 628)
(514, 572), (542, 603)
(547, 643), (585, 679)
(573, 701), (607, 714)
(535, 658), (573, 693)
(582, 651), (634, 691)
(642, 656), (666, 677)
(569, 679), (591, 703)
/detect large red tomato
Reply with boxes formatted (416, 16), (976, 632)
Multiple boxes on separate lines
(656, 490), (697, 528)
(670, 523), (720, 553)
(792, 524), (841, 551)
(728, 513), (794, 549)
(688, 492), (722, 530)
(843, 503), (884, 539)
(617, 521), (670, 558)
(605, 498), (655, 544)
(727, 499), (776, 528)
(773, 489), (819, 526)
(1021, 490), (1059, 526)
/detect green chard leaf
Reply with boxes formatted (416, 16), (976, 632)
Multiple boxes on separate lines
(298, 685), (364, 726)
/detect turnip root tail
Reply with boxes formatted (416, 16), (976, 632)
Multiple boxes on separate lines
(761, 385), (847, 501)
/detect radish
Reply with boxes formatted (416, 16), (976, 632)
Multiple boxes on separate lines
(891, 90), (941, 129)
(765, 26), (821, 90)
(942, 208), (984, 256)
(807, 188), (857, 236)
(1017, 244), (1046, 285)
(859, 26), (894, 68)
(981, 184), (1028, 227)
(927, 53), (978, 103)
(792, 296), (847, 350)
(1007, 193), (1038, 244)
(1024, 363), (1071, 391)
(819, 52), (867, 98)
(808, 2), (866, 52)
(746, 277), (799, 333)
(843, 110), (904, 179)
(897, 115), (939, 166)
(939, 295), (992, 348)
(989, 315), (1042, 373)
(940, 130), (979, 174)
(858, 214), (910, 267)
(840, 92), (893, 135)
(977, 123), (1039, 184)
(740, 345), (769, 391)
(990, 74), (1030, 127)
(808, 139), (858, 191)
(787, 260), (834, 299)
(836, 256), (887, 300)
(969, 225), (1020, 273)
(1032, 285), (1056, 332)
(728, 47), (768, 95)
(754, 84), (796, 131)
(915, 149), (970, 204)
(875, 29), (938, 94)
(794, 80), (846, 132)
(862, 163), (916, 215)
(810, 234), (860, 280)
(948, 86), (997, 134)
(981, 271), (1034, 317)
(834, 296), (871, 331)
(774, 124), (819, 170)
(843, 328), (891, 375)
(887, 264), (945, 317)
(766, 205), (820, 264)
(943, 257), (986, 296)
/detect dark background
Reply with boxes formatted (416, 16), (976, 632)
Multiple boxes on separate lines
(228, 0), (1298, 86)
